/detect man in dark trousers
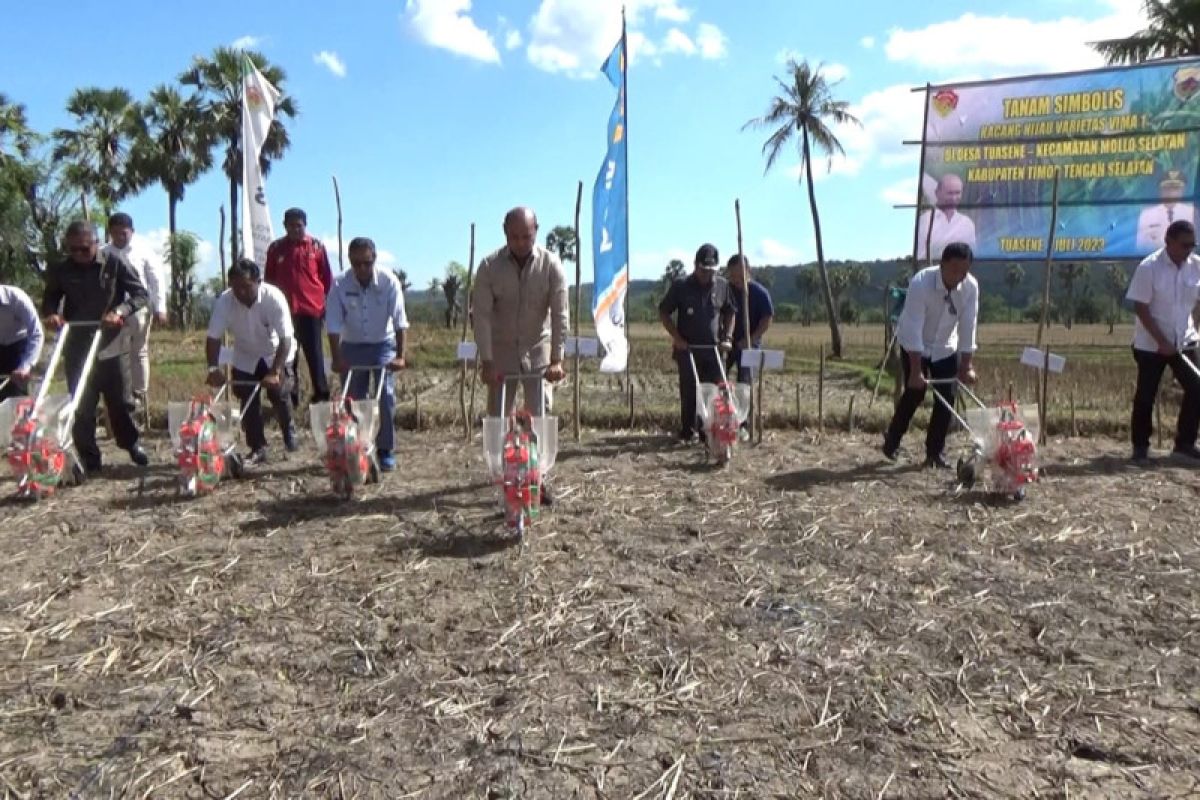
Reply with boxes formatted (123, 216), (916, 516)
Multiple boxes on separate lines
(882, 241), (979, 468)
(41, 220), (150, 473)
(727, 254), (774, 441)
(659, 243), (736, 443)
(265, 207), (332, 407)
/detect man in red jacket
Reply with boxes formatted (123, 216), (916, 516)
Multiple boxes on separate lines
(265, 207), (333, 405)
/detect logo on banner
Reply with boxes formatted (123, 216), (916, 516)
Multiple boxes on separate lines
(246, 83), (266, 110)
(1174, 66), (1200, 101)
(254, 185), (266, 205)
(932, 89), (959, 118)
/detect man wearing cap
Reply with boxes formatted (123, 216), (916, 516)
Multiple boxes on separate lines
(326, 237), (408, 473)
(916, 173), (976, 262)
(1137, 171), (1197, 251)
(101, 213), (168, 418)
(659, 243), (736, 443)
(1126, 219), (1200, 462)
(726, 255), (774, 442)
(0, 284), (44, 402)
(265, 207), (333, 407)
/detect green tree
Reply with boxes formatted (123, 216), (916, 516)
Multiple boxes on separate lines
(662, 258), (685, 292)
(1004, 263), (1025, 322)
(1105, 262), (1131, 333)
(744, 59), (860, 357)
(795, 266), (820, 325)
(180, 48), (298, 261)
(1057, 262), (1087, 329)
(434, 261), (468, 329)
(394, 269), (412, 295)
(51, 87), (146, 218)
(1091, 1), (1200, 64)
(165, 231), (201, 328)
(546, 225), (577, 266)
(0, 93), (35, 167)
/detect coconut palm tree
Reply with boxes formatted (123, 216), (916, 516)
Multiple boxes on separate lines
(0, 93), (35, 166)
(1005, 263), (1025, 322)
(180, 47), (297, 261)
(1091, 0), (1200, 64)
(744, 59), (859, 357)
(51, 87), (146, 218)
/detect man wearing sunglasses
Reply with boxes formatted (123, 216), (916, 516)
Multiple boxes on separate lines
(883, 241), (979, 468)
(326, 237), (408, 473)
(41, 220), (150, 473)
(1126, 219), (1200, 462)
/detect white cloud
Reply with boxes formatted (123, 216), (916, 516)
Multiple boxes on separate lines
(661, 28), (696, 56)
(505, 29), (523, 50)
(884, 0), (1145, 74)
(696, 23), (727, 60)
(404, 0), (501, 64)
(319, 234), (400, 275)
(754, 238), (802, 265)
(231, 35), (261, 50)
(881, 178), (918, 206)
(525, 0), (726, 77)
(860, 35), (876, 49)
(823, 62), (850, 83)
(139, 228), (219, 281)
(313, 50), (347, 78)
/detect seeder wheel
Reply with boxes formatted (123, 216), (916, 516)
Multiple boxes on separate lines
(367, 460), (380, 484)
(956, 456), (977, 489)
(69, 462), (86, 487)
(227, 453), (244, 480)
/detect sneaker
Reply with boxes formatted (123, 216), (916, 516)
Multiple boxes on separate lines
(378, 451), (396, 472)
(738, 427), (751, 443)
(127, 445), (149, 467)
(924, 454), (951, 470)
(247, 448), (269, 466)
(1171, 445), (1200, 461)
(1131, 446), (1150, 463)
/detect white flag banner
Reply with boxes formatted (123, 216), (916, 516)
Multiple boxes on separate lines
(241, 57), (280, 268)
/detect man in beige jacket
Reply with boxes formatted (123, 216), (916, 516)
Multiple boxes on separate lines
(473, 207), (569, 423)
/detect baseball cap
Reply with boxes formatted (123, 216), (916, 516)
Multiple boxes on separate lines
(695, 243), (719, 269)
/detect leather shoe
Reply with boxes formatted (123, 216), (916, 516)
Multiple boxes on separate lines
(128, 445), (149, 467)
(924, 453), (951, 470)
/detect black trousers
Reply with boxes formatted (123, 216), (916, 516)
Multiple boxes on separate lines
(0, 342), (29, 402)
(884, 348), (959, 458)
(1131, 347), (1200, 451)
(66, 351), (139, 468)
(233, 360), (295, 451)
(290, 314), (329, 405)
(676, 348), (721, 435)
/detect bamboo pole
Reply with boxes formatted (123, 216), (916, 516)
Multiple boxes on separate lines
(1037, 170), (1060, 446)
(218, 206), (227, 290)
(573, 180), (583, 442)
(332, 176), (345, 272)
(848, 395), (856, 434)
(795, 382), (801, 429)
(459, 223), (476, 440)
(818, 344), (825, 434)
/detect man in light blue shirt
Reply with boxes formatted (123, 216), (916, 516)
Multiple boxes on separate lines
(0, 284), (44, 402)
(326, 237), (408, 471)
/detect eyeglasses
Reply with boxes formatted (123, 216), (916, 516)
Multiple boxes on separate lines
(350, 259), (375, 268)
(944, 290), (957, 315)
(68, 245), (92, 255)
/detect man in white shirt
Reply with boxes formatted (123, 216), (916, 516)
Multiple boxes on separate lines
(1135, 171), (1197, 252)
(1125, 219), (1200, 462)
(205, 259), (297, 464)
(916, 174), (976, 263)
(883, 241), (980, 468)
(326, 237), (408, 472)
(0, 284), (44, 401)
(101, 213), (168, 411)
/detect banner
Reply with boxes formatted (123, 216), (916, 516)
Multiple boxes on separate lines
(918, 58), (1200, 261)
(241, 57), (279, 268)
(591, 30), (629, 373)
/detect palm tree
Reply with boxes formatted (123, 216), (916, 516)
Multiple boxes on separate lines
(0, 94), (35, 166)
(661, 258), (685, 293)
(394, 269), (413, 295)
(51, 87), (146, 218)
(136, 85), (215, 324)
(744, 59), (859, 357)
(180, 47), (297, 261)
(795, 266), (820, 325)
(1004, 263), (1025, 322)
(1057, 262), (1087, 329)
(1091, 1), (1200, 64)
(1105, 263), (1131, 333)
(165, 231), (201, 328)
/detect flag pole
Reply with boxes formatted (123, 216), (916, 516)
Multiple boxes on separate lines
(620, 7), (633, 428)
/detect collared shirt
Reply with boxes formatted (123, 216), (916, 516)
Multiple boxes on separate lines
(0, 285), (44, 371)
(207, 283), (297, 374)
(1136, 203), (1197, 252)
(730, 280), (775, 347)
(101, 236), (167, 314)
(1126, 247), (1200, 352)
(326, 269), (409, 345)
(41, 253), (148, 360)
(916, 209), (977, 261)
(471, 244), (569, 368)
(896, 265), (979, 361)
(658, 272), (735, 345)
(264, 234), (333, 317)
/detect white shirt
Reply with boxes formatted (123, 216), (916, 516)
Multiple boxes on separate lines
(896, 266), (979, 361)
(0, 285), (43, 372)
(915, 209), (977, 262)
(1136, 203), (1197, 252)
(1126, 247), (1200, 352)
(206, 283), (296, 374)
(102, 237), (167, 314)
(326, 269), (409, 345)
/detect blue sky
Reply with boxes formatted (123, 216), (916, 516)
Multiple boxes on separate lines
(3, 0), (1145, 287)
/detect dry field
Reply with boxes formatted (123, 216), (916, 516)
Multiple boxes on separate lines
(1, 423), (1198, 798)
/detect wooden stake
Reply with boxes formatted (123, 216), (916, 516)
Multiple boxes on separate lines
(573, 180), (583, 442)
(1007, 381), (1014, 403)
(795, 382), (801, 429)
(755, 352), (766, 443)
(332, 175), (344, 272)
(627, 379), (634, 429)
(459, 223), (476, 440)
(818, 344), (825, 434)
(415, 392), (422, 432)
(218, 206), (227, 291)
(848, 395), (856, 434)
(1156, 402), (1163, 450)
(1070, 391), (1077, 437)
(1036, 169), (1060, 446)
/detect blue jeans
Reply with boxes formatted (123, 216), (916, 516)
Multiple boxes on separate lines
(339, 341), (396, 453)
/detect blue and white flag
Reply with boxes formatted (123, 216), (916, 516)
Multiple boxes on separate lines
(591, 30), (629, 373)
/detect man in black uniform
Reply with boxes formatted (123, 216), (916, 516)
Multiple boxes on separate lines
(658, 243), (736, 442)
(41, 221), (150, 473)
